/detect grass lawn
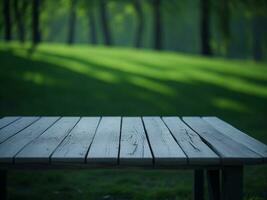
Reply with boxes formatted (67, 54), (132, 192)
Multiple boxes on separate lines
(0, 42), (267, 200)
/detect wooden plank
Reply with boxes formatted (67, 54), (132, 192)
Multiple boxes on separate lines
(0, 117), (39, 143)
(0, 117), (59, 163)
(119, 117), (153, 166)
(0, 117), (20, 129)
(15, 117), (80, 163)
(203, 117), (267, 162)
(183, 117), (262, 164)
(142, 117), (187, 166)
(87, 117), (121, 165)
(51, 117), (100, 163)
(162, 117), (219, 165)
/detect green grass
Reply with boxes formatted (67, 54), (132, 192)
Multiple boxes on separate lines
(1, 42), (267, 200)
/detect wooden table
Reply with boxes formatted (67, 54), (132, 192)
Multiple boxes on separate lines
(0, 116), (267, 200)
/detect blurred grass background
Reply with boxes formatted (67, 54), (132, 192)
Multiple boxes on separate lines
(1, 42), (267, 200)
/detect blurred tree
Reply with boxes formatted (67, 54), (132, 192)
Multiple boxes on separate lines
(88, 9), (97, 44)
(233, 0), (267, 61)
(133, 0), (143, 48)
(99, 0), (112, 45)
(67, 0), (77, 44)
(152, 0), (162, 50)
(32, 0), (41, 44)
(3, 0), (12, 41)
(200, 0), (212, 55)
(14, 0), (28, 43)
(84, 0), (97, 44)
(215, 0), (230, 56)
(251, 15), (265, 61)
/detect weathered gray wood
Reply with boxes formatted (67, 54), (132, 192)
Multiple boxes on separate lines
(0, 115), (264, 167)
(203, 117), (267, 162)
(142, 117), (187, 166)
(120, 117), (153, 166)
(163, 117), (219, 165)
(0, 117), (59, 163)
(15, 117), (80, 163)
(51, 117), (100, 163)
(0, 117), (39, 143)
(222, 166), (243, 200)
(87, 117), (121, 165)
(0, 117), (20, 129)
(183, 117), (262, 164)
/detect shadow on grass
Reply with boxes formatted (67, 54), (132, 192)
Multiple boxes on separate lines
(1, 47), (267, 200)
(1, 49), (267, 135)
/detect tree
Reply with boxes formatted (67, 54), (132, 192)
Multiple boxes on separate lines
(87, 6), (97, 44)
(232, 0), (267, 61)
(67, 0), (77, 44)
(14, 0), (28, 43)
(88, 10), (97, 44)
(152, 0), (162, 50)
(3, 0), (12, 41)
(200, 0), (212, 55)
(216, 0), (230, 56)
(99, 0), (112, 45)
(252, 15), (265, 61)
(133, 0), (144, 48)
(32, 0), (41, 44)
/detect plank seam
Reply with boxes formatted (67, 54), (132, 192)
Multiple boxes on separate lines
(0, 117), (21, 130)
(12, 117), (62, 164)
(161, 117), (189, 165)
(141, 117), (155, 167)
(202, 117), (265, 161)
(0, 117), (41, 144)
(49, 117), (81, 164)
(181, 117), (223, 165)
(117, 117), (123, 165)
(84, 117), (102, 164)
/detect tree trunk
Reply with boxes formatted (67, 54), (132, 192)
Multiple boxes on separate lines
(200, 0), (212, 55)
(134, 0), (144, 48)
(252, 15), (264, 61)
(99, 0), (112, 46)
(219, 0), (230, 56)
(67, 0), (77, 45)
(32, 0), (41, 44)
(3, 0), (12, 41)
(153, 0), (161, 50)
(88, 10), (97, 44)
(14, 0), (26, 43)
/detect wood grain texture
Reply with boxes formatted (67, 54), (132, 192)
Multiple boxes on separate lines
(51, 117), (100, 163)
(0, 117), (20, 129)
(87, 117), (121, 165)
(162, 117), (219, 165)
(15, 117), (80, 163)
(203, 117), (267, 162)
(0, 117), (39, 143)
(143, 117), (187, 166)
(120, 117), (153, 166)
(183, 117), (262, 164)
(0, 116), (265, 167)
(0, 117), (59, 163)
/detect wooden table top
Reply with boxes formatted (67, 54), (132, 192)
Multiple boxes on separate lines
(0, 116), (266, 168)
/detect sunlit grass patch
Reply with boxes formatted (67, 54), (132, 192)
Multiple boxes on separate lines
(1, 42), (267, 200)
